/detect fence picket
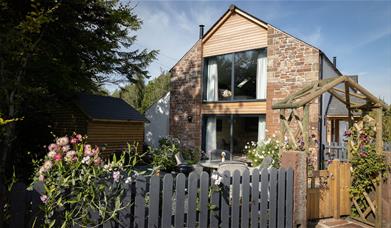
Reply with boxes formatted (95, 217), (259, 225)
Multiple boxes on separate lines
(232, 170), (241, 228)
(277, 168), (286, 228)
(134, 176), (147, 228)
(286, 168), (294, 228)
(269, 168), (278, 228)
(199, 172), (209, 228)
(251, 168), (260, 228)
(187, 172), (198, 228)
(241, 169), (250, 228)
(221, 170), (231, 228)
(10, 183), (27, 228)
(148, 176), (160, 228)
(175, 174), (186, 228)
(161, 174), (173, 228)
(210, 176), (220, 227)
(260, 168), (269, 227)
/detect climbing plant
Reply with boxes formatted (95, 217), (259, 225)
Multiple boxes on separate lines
(347, 115), (389, 216)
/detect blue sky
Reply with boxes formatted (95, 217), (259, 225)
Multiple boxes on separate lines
(110, 0), (391, 103)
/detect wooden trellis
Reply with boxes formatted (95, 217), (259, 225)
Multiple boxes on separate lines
(272, 76), (388, 227)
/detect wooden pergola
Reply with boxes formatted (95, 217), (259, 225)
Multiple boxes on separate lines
(272, 75), (388, 227)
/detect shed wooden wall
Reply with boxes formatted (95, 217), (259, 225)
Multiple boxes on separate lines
(87, 121), (144, 154)
(51, 104), (88, 136)
(202, 12), (268, 57)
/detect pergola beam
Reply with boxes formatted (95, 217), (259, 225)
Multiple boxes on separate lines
(346, 77), (388, 110)
(333, 87), (367, 100)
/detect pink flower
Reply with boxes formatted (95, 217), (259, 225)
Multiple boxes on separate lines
(40, 195), (48, 204)
(84, 144), (93, 156)
(56, 137), (69, 146)
(61, 145), (70, 152)
(94, 157), (102, 166)
(359, 152), (368, 158)
(76, 134), (82, 141)
(92, 146), (99, 156)
(54, 153), (62, 161)
(39, 175), (45, 182)
(70, 137), (78, 144)
(48, 143), (58, 151)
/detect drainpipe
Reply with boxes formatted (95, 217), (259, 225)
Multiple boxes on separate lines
(319, 54), (324, 169)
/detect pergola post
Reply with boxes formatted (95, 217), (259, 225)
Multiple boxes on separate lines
(375, 107), (383, 228)
(303, 104), (309, 153)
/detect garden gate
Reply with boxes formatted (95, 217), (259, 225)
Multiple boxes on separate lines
(307, 160), (351, 220)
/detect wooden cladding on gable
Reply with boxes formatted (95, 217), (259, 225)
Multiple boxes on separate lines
(202, 13), (268, 57)
(201, 101), (267, 114)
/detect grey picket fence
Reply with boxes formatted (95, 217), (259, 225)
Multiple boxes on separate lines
(0, 167), (294, 228)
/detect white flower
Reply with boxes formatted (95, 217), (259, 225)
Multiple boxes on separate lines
(43, 160), (53, 171)
(56, 137), (69, 146)
(125, 177), (132, 184)
(81, 156), (91, 164)
(47, 151), (56, 159)
(211, 173), (223, 186)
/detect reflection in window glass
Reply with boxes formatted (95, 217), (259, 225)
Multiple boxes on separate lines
(234, 50), (259, 100)
(232, 116), (258, 156)
(216, 54), (232, 100)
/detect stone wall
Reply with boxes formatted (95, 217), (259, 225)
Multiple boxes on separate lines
(281, 151), (307, 228)
(169, 41), (202, 149)
(266, 25), (321, 165)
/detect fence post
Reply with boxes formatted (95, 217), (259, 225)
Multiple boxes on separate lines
(281, 151), (307, 228)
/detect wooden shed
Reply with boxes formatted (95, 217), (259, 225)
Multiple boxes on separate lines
(51, 94), (146, 154)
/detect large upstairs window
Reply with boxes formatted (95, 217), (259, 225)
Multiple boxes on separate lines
(203, 48), (267, 101)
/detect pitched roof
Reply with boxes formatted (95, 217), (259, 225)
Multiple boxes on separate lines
(74, 94), (145, 122)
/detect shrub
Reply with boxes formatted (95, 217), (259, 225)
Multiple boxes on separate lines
(347, 115), (389, 216)
(31, 133), (140, 227)
(245, 138), (281, 168)
(151, 137), (179, 172)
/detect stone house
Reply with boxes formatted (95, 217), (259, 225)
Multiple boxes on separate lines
(169, 5), (342, 166)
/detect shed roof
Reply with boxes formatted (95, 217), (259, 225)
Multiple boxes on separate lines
(75, 94), (145, 122)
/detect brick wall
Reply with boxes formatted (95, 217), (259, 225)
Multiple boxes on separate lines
(169, 41), (202, 149)
(266, 25), (321, 165)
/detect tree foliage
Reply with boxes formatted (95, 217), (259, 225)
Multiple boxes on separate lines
(0, 0), (157, 180)
(112, 71), (170, 113)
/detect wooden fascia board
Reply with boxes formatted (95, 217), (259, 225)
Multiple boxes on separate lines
(234, 8), (268, 29)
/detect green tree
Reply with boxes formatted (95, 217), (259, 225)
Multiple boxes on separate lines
(112, 71), (170, 113)
(141, 71), (170, 112)
(0, 0), (157, 179)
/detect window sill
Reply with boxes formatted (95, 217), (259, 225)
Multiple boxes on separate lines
(202, 99), (267, 103)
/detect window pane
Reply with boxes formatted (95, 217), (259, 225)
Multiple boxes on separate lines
(216, 54), (232, 101)
(232, 116), (258, 157)
(205, 55), (232, 101)
(234, 50), (259, 100)
(204, 116), (231, 160)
